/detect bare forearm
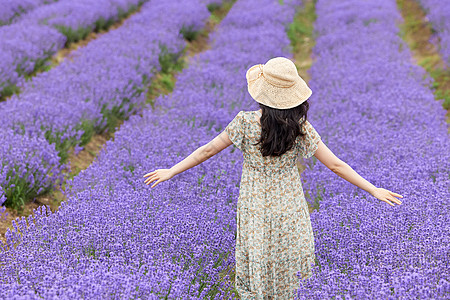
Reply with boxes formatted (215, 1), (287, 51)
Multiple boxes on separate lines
(169, 145), (210, 177)
(333, 163), (377, 195)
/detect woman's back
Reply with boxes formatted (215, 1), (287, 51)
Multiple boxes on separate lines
(224, 109), (320, 298)
(144, 56), (403, 299)
(226, 110), (321, 168)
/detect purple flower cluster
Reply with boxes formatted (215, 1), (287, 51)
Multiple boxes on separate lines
(0, 21), (66, 97)
(0, 0), (301, 298)
(0, 1), (210, 209)
(20, 0), (143, 42)
(293, 0), (450, 298)
(416, 0), (450, 66)
(0, 187), (6, 220)
(0, 0), (58, 25)
(0, 128), (64, 210)
(0, 0), (144, 98)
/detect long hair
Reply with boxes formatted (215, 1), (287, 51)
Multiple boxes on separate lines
(254, 100), (309, 157)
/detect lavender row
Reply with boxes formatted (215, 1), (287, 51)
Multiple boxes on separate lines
(292, 0), (450, 298)
(0, 0), (144, 99)
(0, 1), (210, 209)
(0, 0), (302, 298)
(0, 21), (66, 98)
(416, 0), (450, 66)
(0, 0), (59, 25)
(0, 128), (64, 210)
(19, 0), (144, 43)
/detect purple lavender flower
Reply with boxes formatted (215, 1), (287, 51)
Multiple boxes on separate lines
(0, 128), (65, 210)
(0, 0), (302, 297)
(293, 0), (450, 298)
(0, 0), (59, 25)
(0, 0), (147, 98)
(416, 0), (450, 66)
(0, 21), (66, 97)
(0, 0), (211, 211)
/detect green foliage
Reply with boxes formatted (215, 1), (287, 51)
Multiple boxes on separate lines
(180, 25), (200, 42)
(123, 164), (135, 173)
(287, 0), (316, 46)
(2, 164), (52, 211)
(100, 82), (146, 134)
(364, 18), (378, 26)
(38, 120), (94, 165)
(100, 101), (129, 133)
(197, 173), (206, 185)
(0, 83), (20, 100)
(305, 185), (324, 212)
(209, 14), (221, 25)
(160, 73), (175, 91)
(207, 2), (221, 12)
(158, 44), (185, 74)
(94, 17), (115, 32)
(437, 90), (450, 110)
(79, 120), (96, 146)
(15, 49), (53, 79)
(83, 246), (97, 258)
(189, 115), (196, 128)
(396, 0), (450, 112)
(208, 1), (235, 26)
(117, 7), (128, 20)
(55, 1), (145, 47)
(31, 58), (52, 75)
(426, 66), (450, 110)
(43, 129), (75, 164)
(55, 25), (91, 46)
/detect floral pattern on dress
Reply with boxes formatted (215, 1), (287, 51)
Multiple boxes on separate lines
(225, 110), (321, 300)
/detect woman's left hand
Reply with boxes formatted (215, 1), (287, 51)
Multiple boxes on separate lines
(143, 169), (174, 188)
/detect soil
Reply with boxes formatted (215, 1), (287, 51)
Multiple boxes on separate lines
(397, 0), (450, 127)
(50, 7), (143, 67)
(289, 0), (316, 82)
(0, 6), (147, 244)
(289, 0), (317, 213)
(0, 2), (236, 246)
(0, 5), (145, 104)
(146, 3), (233, 105)
(0, 132), (110, 244)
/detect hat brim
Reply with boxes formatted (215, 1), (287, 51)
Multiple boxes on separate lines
(246, 64), (263, 84)
(246, 64), (312, 109)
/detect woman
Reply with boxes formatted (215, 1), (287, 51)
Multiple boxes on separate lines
(143, 57), (403, 299)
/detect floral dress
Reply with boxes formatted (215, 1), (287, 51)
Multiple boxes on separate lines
(225, 110), (321, 299)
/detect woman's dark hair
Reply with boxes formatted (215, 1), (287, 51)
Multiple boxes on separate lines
(253, 100), (309, 157)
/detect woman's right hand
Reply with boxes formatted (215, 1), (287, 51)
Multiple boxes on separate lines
(370, 187), (403, 206)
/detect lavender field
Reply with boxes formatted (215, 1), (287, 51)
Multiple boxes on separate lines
(0, 0), (449, 299)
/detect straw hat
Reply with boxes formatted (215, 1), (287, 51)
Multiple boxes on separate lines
(246, 57), (312, 109)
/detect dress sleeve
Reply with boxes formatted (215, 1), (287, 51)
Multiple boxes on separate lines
(225, 111), (245, 151)
(298, 119), (321, 158)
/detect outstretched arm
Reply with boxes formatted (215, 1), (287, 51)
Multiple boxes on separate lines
(313, 140), (403, 206)
(143, 130), (233, 188)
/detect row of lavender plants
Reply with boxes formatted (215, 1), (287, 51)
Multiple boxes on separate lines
(0, 0), (302, 298)
(19, 0), (145, 43)
(0, 0), (59, 25)
(293, 0), (449, 298)
(0, 0), (144, 99)
(415, 0), (450, 66)
(0, 0), (211, 210)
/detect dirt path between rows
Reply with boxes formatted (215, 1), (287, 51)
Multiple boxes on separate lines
(289, 0), (318, 214)
(0, 3), (235, 245)
(396, 0), (450, 129)
(216, 1), (319, 298)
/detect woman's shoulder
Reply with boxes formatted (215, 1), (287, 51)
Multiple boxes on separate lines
(238, 110), (260, 121)
(242, 110), (263, 127)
